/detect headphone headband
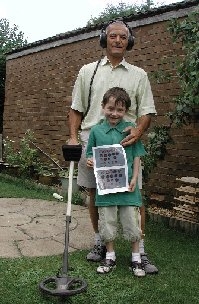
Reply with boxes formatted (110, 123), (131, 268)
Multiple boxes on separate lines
(101, 20), (133, 36)
(100, 20), (134, 51)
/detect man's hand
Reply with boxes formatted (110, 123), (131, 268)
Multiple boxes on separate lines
(87, 158), (94, 168)
(121, 114), (151, 147)
(120, 126), (142, 147)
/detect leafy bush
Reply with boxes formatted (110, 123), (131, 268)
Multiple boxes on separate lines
(143, 11), (199, 179)
(167, 11), (199, 126)
(72, 192), (84, 205)
(3, 130), (42, 177)
(143, 126), (172, 180)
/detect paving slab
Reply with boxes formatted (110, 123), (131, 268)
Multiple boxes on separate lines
(0, 198), (93, 258)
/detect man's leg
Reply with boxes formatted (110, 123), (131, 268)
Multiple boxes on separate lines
(138, 162), (158, 275)
(76, 130), (105, 261)
(139, 205), (158, 274)
(88, 188), (98, 232)
(86, 188), (106, 261)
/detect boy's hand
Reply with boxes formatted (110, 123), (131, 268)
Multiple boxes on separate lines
(87, 158), (94, 168)
(128, 177), (137, 192)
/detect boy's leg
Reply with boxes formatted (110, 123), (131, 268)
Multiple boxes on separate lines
(97, 206), (117, 274)
(119, 206), (145, 277)
(96, 240), (116, 274)
(131, 241), (145, 277)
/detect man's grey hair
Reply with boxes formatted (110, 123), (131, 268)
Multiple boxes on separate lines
(105, 21), (130, 37)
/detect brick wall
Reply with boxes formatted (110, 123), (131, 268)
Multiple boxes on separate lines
(145, 121), (199, 204)
(3, 2), (199, 203)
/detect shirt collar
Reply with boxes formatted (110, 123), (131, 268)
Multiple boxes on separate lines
(101, 119), (127, 133)
(101, 56), (129, 70)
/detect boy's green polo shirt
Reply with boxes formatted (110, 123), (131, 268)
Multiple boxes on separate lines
(86, 119), (146, 207)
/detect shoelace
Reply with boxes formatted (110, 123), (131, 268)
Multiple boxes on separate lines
(141, 257), (151, 265)
(133, 263), (142, 269)
(92, 245), (102, 253)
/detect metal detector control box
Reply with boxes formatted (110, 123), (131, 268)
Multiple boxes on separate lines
(62, 144), (82, 162)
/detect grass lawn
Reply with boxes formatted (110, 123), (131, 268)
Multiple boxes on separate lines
(0, 173), (199, 303)
(0, 173), (56, 200)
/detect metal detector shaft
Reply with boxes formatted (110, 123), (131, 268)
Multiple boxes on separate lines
(62, 218), (70, 275)
(62, 160), (74, 274)
(66, 161), (74, 216)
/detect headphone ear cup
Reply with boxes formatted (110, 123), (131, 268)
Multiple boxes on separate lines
(100, 33), (107, 48)
(126, 35), (134, 51)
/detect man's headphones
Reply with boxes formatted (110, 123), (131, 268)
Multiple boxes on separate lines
(100, 20), (134, 51)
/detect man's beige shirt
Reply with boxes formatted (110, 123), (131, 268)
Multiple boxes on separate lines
(71, 56), (157, 130)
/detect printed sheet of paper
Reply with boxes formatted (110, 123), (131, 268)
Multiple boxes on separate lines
(92, 144), (129, 195)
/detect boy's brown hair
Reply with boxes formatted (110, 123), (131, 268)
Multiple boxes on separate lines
(102, 87), (131, 110)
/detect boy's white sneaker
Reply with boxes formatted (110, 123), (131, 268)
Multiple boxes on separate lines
(97, 259), (116, 274)
(129, 261), (146, 277)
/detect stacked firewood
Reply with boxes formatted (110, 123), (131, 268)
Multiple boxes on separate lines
(173, 177), (199, 223)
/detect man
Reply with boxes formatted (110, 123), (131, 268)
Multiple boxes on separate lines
(68, 20), (158, 274)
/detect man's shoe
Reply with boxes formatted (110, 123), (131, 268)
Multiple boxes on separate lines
(97, 259), (116, 274)
(141, 253), (158, 274)
(129, 261), (145, 277)
(86, 244), (106, 262)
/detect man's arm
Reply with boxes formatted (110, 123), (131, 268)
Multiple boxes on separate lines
(67, 108), (83, 145)
(137, 114), (151, 135)
(121, 114), (151, 147)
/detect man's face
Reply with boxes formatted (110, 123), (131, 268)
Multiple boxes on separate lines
(106, 23), (129, 58)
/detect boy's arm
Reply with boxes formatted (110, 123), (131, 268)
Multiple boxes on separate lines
(129, 156), (140, 192)
(86, 129), (95, 167)
(86, 129), (95, 157)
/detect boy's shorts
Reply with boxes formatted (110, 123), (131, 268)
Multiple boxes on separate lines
(77, 130), (143, 189)
(98, 205), (142, 242)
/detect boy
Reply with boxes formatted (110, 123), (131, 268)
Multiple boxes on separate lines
(86, 87), (146, 276)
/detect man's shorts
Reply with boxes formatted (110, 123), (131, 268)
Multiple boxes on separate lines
(77, 130), (143, 189)
(77, 130), (96, 188)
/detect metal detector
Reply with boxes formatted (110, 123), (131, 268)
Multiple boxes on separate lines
(39, 144), (87, 302)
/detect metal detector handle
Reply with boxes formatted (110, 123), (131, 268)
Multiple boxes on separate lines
(66, 161), (74, 216)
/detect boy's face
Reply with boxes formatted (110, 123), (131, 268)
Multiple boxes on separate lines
(102, 96), (126, 126)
